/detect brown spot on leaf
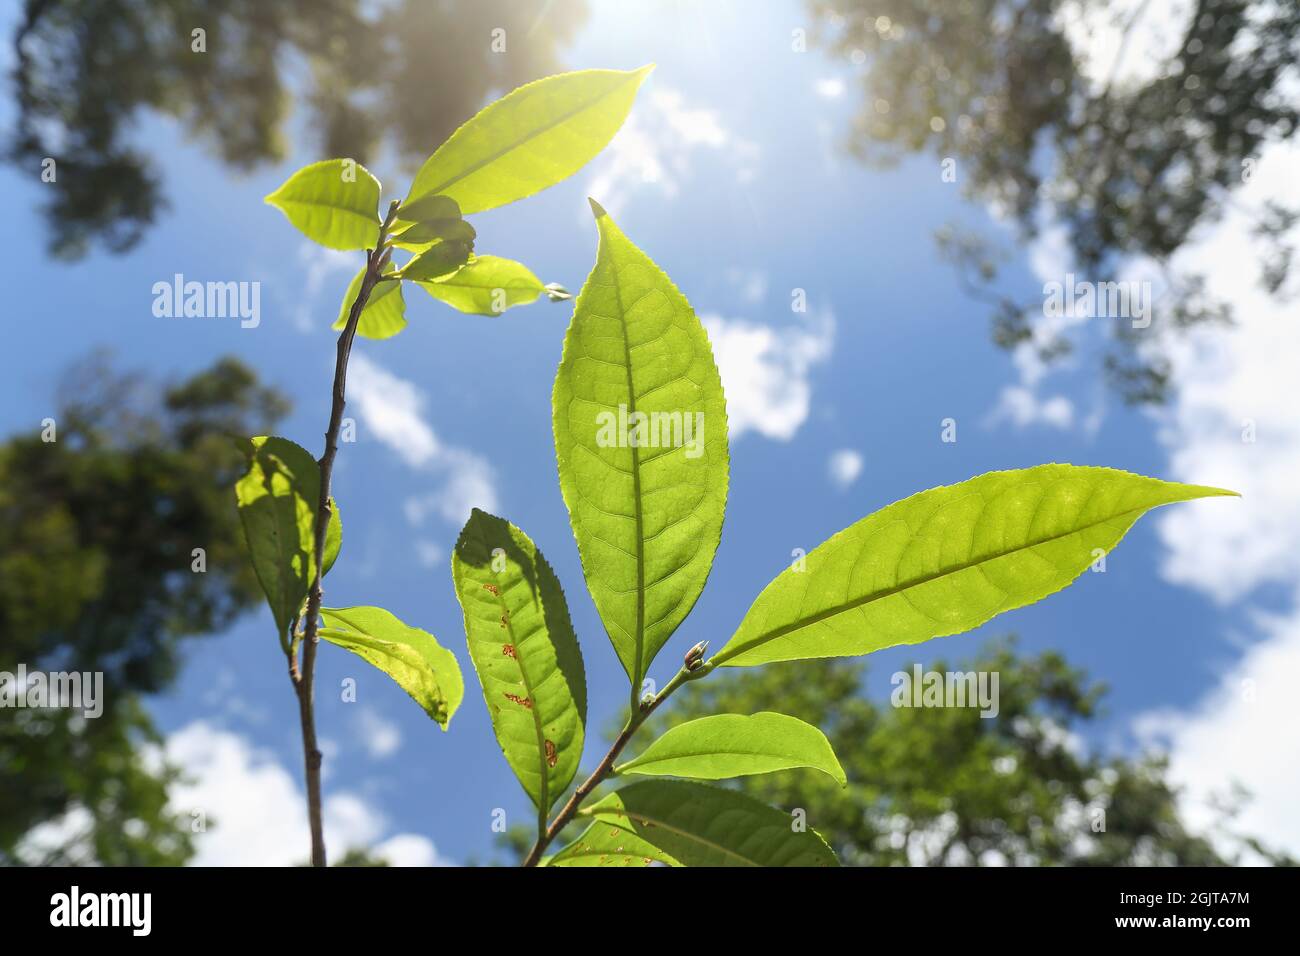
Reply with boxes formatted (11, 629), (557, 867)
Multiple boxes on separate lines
(545, 739), (558, 767)
(499, 612), (509, 629)
(482, 583), (500, 596)
(503, 692), (532, 709)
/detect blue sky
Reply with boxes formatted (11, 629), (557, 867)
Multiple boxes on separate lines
(4, 0), (1296, 864)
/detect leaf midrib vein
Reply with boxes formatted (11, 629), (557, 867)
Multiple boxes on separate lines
(487, 576), (550, 811)
(604, 239), (647, 692)
(416, 75), (636, 201)
(719, 503), (1146, 662)
(593, 809), (760, 866)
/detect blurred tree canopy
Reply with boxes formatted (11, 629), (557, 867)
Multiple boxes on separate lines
(0, 356), (288, 864)
(8, 0), (587, 259)
(809, 0), (1300, 403)
(498, 640), (1289, 866)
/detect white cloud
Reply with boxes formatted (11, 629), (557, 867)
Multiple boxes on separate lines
(1151, 139), (1300, 604)
(163, 721), (446, 866)
(295, 242), (357, 332)
(349, 353), (499, 526)
(1057, 0), (1195, 90)
(815, 77), (846, 99)
(413, 539), (444, 568)
(827, 449), (864, 489)
(1135, 606), (1300, 862)
(355, 706), (402, 759)
(406, 449), (498, 524)
(374, 833), (446, 867)
(725, 267), (768, 305)
(15, 806), (96, 865)
(348, 354), (441, 468)
(989, 215), (1107, 433)
(1130, 134), (1300, 858)
(1022, 0), (1300, 860)
(987, 385), (1075, 431)
(586, 85), (759, 216)
(702, 309), (835, 441)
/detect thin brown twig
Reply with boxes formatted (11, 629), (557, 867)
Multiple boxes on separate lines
(289, 199), (401, 867)
(521, 662), (712, 867)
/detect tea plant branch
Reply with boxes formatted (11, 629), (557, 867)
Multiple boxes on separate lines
(289, 199), (401, 867)
(521, 659), (714, 867)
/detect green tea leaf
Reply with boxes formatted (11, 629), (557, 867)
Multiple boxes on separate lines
(714, 465), (1237, 668)
(234, 437), (340, 643)
(415, 255), (546, 315)
(332, 264), (406, 340)
(548, 822), (675, 867)
(396, 219), (477, 245)
(319, 606), (463, 729)
(322, 496), (342, 578)
(553, 201), (729, 689)
(581, 779), (838, 867)
(400, 239), (473, 281)
(391, 195), (472, 243)
(616, 712), (846, 785)
(452, 509), (586, 812)
(397, 194), (462, 223)
(265, 159), (381, 250)
(404, 67), (653, 214)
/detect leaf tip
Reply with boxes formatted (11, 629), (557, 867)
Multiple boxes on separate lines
(587, 196), (609, 219)
(1178, 482), (1240, 501)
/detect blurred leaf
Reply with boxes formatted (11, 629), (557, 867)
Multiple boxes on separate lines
(452, 509), (586, 812)
(616, 712), (846, 785)
(714, 465), (1236, 667)
(405, 66), (653, 213)
(553, 200), (729, 689)
(319, 606), (463, 729)
(265, 159), (380, 250)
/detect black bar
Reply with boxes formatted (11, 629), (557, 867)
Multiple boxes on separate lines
(0, 865), (1290, 940)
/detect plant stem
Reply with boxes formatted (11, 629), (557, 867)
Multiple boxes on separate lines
(521, 661), (714, 867)
(289, 200), (401, 867)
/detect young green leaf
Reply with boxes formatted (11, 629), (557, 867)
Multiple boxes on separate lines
(548, 822), (675, 867)
(395, 194), (462, 223)
(452, 509), (586, 812)
(414, 255), (546, 315)
(264, 159), (381, 250)
(404, 66), (653, 214)
(616, 712), (846, 785)
(319, 606), (463, 729)
(581, 779), (838, 866)
(321, 497), (342, 578)
(332, 263), (406, 340)
(553, 201), (729, 690)
(713, 465), (1237, 668)
(395, 219), (477, 246)
(400, 239), (473, 281)
(234, 436), (341, 643)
